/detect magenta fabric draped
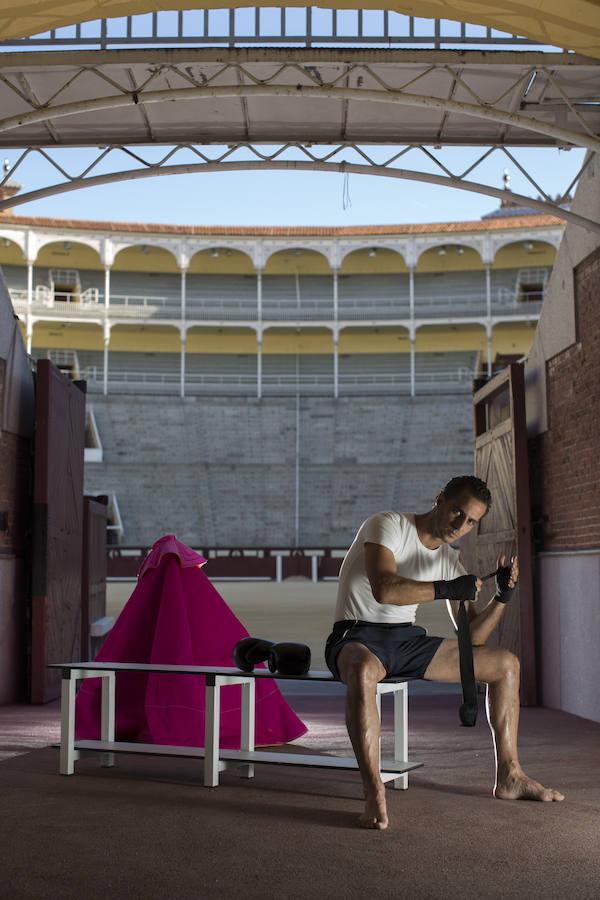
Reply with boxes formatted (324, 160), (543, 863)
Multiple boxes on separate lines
(75, 536), (307, 748)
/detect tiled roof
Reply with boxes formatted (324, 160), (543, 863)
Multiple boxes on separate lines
(0, 212), (563, 237)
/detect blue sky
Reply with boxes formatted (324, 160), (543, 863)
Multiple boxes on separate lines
(3, 144), (584, 227)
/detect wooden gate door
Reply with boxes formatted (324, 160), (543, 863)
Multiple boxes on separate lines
(31, 360), (86, 703)
(81, 496), (108, 660)
(460, 362), (537, 706)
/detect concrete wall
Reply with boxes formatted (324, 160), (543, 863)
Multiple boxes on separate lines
(525, 157), (600, 723)
(0, 270), (34, 703)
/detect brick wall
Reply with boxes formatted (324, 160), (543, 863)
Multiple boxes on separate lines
(529, 245), (600, 551)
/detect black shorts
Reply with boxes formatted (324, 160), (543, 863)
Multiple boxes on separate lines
(324, 619), (444, 681)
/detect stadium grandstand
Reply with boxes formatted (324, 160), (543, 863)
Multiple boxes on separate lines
(1, 172), (562, 547)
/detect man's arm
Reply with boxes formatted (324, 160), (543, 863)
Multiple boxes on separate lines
(364, 542), (436, 606)
(448, 596), (505, 646)
(448, 553), (519, 645)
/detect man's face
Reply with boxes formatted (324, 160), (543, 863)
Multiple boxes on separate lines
(435, 488), (488, 544)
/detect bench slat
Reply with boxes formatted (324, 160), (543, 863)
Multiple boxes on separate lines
(49, 662), (410, 684)
(73, 740), (422, 774)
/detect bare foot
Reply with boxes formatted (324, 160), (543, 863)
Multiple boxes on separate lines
(494, 762), (565, 802)
(359, 787), (389, 829)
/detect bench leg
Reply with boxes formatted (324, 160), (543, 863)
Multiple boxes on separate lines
(393, 685), (408, 790)
(60, 674), (77, 775)
(101, 672), (115, 768)
(239, 680), (255, 779)
(204, 678), (221, 787)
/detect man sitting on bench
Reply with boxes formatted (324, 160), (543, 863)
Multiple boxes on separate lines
(324, 475), (565, 830)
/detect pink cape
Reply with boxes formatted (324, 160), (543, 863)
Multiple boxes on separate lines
(75, 535), (308, 748)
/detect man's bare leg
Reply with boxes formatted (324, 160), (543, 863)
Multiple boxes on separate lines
(336, 642), (389, 829)
(423, 639), (565, 801)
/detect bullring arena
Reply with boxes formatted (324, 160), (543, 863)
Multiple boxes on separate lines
(0, 3), (600, 899)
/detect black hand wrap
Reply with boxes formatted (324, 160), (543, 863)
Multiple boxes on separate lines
(434, 574), (478, 602)
(495, 565), (514, 604)
(433, 574), (479, 728)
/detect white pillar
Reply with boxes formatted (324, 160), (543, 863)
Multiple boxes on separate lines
(257, 335), (262, 400)
(103, 324), (110, 396)
(485, 264), (492, 318)
(256, 268), (262, 322)
(487, 323), (493, 379)
(332, 267), (338, 321)
(180, 267), (187, 322)
(26, 317), (33, 355)
(410, 329), (416, 399)
(180, 333), (186, 399)
(104, 267), (111, 310)
(408, 266), (415, 319)
(333, 334), (339, 399)
(27, 261), (33, 307)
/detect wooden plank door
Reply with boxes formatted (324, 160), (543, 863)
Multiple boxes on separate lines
(81, 496), (108, 660)
(460, 362), (537, 705)
(30, 360), (86, 703)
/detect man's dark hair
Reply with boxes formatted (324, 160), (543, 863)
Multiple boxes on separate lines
(442, 475), (492, 514)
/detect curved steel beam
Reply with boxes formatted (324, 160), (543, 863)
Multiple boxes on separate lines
(1, 84), (598, 152)
(1, 159), (597, 233)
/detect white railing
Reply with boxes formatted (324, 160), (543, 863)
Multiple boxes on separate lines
(10, 289), (543, 321)
(80, 367), (475, 387)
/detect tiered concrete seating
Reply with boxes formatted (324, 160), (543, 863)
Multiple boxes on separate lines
(84, 392), (475, 547)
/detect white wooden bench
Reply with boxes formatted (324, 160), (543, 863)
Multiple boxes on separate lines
(49, 662), (423, 790)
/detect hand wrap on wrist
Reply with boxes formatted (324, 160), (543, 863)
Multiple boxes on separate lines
(495, 565), (514, 604)
(434, 574), (478, 602)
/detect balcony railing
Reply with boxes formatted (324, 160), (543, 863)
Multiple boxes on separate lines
(80, 367), (476, 395)
(11, 290), (543, 322)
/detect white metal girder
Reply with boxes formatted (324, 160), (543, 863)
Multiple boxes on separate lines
(2, 81), (599, 152)
(0, 51), (598, 149)
(1, 144), (597, 233)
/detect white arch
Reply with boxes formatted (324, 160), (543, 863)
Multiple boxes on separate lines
(188, 244), (256, 268)
(338, 243), (408, 269)
(415, 238), (484, 266)
(0, 229), (26, 258)
(263, 245), (333, 271)
(112, 239), (180, 267)
(33, 234), (102, 262)
(491, 234), (561, 262)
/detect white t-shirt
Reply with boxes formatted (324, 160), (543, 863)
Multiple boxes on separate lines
(334, 511), (467, 625)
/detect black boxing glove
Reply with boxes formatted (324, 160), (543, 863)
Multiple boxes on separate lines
(233, 637), (275, 672)
(434, 574), (478, 602)
(268, 642), (311, 677)
(495, 565), (514, 604)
